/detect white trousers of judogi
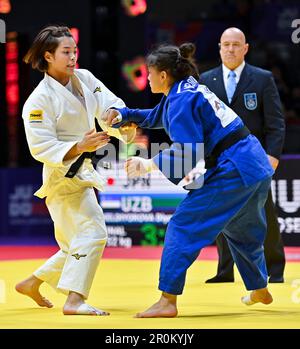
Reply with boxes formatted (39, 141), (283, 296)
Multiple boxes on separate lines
(33, 183), (107, 299)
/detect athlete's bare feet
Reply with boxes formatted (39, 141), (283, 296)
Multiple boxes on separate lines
(135, 292), (178, 318)
(241, 287), (273, 306)
(63, 291), (110, 316)
(15, 275), (53, 308)
(63, 303), (110, 316)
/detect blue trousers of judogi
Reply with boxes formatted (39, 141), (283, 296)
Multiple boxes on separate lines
(159, 160), (271, 295)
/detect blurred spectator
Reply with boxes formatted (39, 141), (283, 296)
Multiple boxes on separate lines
(271, 65), (290, 107)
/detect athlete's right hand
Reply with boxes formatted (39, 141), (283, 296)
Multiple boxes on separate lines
(77, 129), (110, 152)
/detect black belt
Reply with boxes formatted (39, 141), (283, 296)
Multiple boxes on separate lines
(65, 118), (113, 178)
(65, 152), (94, 178)
(205, 126), (250, 169)
(64, 150), (111, 178)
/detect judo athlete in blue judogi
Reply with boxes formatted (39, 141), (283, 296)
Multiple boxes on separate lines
(104, 43), (274, 318)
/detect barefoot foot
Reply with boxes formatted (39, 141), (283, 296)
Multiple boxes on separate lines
(135, 302), (178, 318)
(241, 288), (273, 306)
(135, 293), (178, 318)
(15, 276), (53, 308)
(63, 303), (110, 316)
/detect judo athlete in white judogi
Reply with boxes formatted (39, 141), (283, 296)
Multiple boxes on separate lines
(15, 25), (136, 316)
(104, 43), (274, 318)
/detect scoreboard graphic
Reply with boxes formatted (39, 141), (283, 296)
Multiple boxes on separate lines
(98, 163), (187, 247)
(98, 158), (300, 247)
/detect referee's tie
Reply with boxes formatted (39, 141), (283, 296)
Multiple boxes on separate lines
(226, 70), (237, 104)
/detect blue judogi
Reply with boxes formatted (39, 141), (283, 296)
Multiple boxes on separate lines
(117, 76), (274, 294)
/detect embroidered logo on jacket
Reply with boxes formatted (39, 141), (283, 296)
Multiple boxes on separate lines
(183, 76), (198, 90)
(29, 110), (43, 123)
(177, 76), (199, 93)
(93, 87), (102, 93)
(244, 93), (257, 110)
(72, 253), (87, 260)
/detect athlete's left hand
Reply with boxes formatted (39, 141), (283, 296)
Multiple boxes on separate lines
(103, 109), (122, 126)
(125, 157), (156, 177)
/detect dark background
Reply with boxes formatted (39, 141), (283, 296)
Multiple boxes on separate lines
(0, 0), (300, 245)
(1, 0), (300, 168)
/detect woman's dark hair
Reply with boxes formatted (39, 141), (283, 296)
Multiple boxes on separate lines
(146, 42), (199, 81)
(24, 25), (73, 72)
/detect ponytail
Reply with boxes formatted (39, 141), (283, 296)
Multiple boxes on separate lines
(146, 42), (199, 81)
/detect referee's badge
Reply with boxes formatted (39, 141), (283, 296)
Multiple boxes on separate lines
(244, 93), (257, 110)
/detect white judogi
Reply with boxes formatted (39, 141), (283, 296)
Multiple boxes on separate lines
(22, 69), (132, 298)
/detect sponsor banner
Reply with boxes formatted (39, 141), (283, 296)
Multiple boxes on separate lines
(0, 168), (52, 236)
(1, 156), (300, 246)
(274, 156), (300, 246)
(100, 159), (300, 246)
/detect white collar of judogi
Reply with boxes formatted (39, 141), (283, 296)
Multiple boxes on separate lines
(44, 72), (96, 129)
